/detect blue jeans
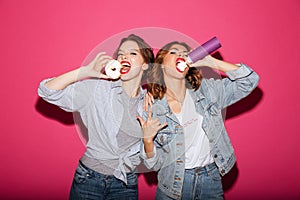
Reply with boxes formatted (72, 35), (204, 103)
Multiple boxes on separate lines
(69, 161), (138, 200)
(156, 163), (224, 200)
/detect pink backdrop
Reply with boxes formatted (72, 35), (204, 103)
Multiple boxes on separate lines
(1, 0), (299, 199)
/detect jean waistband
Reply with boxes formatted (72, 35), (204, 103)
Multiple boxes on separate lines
(78, 160), (135, 179)
(78, 160), (106, 177)
(185, 162), (217, 175)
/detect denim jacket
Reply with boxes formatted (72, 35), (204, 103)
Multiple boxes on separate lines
(141, 64), (260, 199)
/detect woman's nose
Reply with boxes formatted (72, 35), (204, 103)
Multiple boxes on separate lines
(122, 54), (128, 60)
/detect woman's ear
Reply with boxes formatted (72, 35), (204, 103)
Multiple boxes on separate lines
(142, 63), (149, 70)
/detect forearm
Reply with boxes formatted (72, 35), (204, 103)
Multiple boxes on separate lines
(45, 67), (89, 90)
(141, 141), (162, 171)
(210, 57), (240, 73)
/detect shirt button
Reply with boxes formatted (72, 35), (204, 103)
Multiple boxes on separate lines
(214, 154), (218, 158)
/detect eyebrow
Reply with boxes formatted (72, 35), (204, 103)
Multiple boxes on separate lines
(118, 48), (139, 52)
(169, 48), (188, 52)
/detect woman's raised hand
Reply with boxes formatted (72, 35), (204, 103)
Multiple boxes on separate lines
(190, 55), (218, 69)
(83, 52), (112, 79)
(137, 108), (167, 144)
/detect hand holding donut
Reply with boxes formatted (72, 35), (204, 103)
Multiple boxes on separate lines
(105, 60), (122, 79)
(82, 52), (112, 79)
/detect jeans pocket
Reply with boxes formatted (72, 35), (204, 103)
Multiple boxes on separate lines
(73, 163), (91, 184)
(208, 167), (222, 181)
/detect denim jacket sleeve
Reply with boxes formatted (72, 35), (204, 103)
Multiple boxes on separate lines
(203, 63), (260, 110)
(141, 141), (169, 171)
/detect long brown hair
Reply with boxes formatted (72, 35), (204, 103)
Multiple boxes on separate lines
(113, 34), (154, 83)
(147, 41), (202, 99)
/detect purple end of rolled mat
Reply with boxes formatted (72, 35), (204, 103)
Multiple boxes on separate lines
(188, 37), (221, 63)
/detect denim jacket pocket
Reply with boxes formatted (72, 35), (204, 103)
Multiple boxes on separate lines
(155, 131), (175, 153)
(156, 131), (175, 145)
(207, 103), (220, 116)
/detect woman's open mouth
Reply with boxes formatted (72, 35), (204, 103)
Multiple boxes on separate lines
(176, 58), (187, 72)
(120, 61), (131, 74)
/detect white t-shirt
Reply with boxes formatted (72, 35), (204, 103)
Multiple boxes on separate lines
(173, 90), (214, 169)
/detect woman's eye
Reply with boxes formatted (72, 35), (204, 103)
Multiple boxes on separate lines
(130, 52), (137, 55)
(169, 51), (176, 54)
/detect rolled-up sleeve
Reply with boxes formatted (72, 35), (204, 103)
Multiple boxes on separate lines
(213, 63), (260, 109)
(140, 142), (158, 169)
(38, 78), (94, 112)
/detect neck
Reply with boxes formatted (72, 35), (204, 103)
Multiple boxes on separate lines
(122, 75), (142, 98)
(164, 77), (186, 103)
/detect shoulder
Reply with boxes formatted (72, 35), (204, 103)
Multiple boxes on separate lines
(151, 97), (170, 117)
(193, 78), (221, 95)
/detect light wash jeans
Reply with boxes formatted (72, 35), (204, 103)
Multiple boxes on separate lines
(155, 163), (224, 200)
(69, 161), (138, 200)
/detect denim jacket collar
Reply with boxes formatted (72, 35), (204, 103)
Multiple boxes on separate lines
(153, 96), (180, 125)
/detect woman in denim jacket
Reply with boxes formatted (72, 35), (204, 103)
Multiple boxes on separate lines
(38, 34), (154, 200)
(138, 41), (259, 199)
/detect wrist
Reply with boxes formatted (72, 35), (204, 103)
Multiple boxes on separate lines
(78, 66), (91, 80)
(143, 140), (155, 158)
(143, 138), (154, 144)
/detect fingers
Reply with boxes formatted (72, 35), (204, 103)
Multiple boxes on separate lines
(191, 55), (217, 68)
(143, 92), (154, 111)
(151, 119), (167, 130)
(91, 52), (114, 78)
(142, 96), (148, 111)
(95, 52), (107, 59)
(92, 52), (112, 67)
(149, 93), (154, 104)
(96, 55), (112, 69)
(99, 74), (110, 79)
(147, 107), (152, 121)
(151, 118), (160, 127)
(137, 116), (144, 126)
(159, 122), (168, 130)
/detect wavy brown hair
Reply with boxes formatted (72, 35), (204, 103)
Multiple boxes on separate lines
(113, 34), (154, 83)
(147, 41), (202, 99)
